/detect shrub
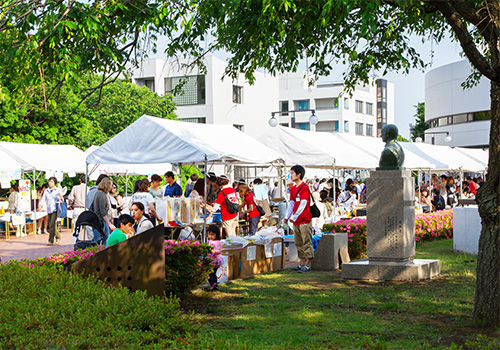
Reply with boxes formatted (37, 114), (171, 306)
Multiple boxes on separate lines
(164, 239), (214, 296)
(20, 245), (105, 270)
(323, 209), (454, 260)
(415, 209), (453, 242)
(0, 262), (200, 349)
(15, 240), (214, 296)
(323, 218), (367, 260)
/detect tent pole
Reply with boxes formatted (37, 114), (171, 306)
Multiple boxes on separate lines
(203, 155), (207, 243)
(33, 168), (37, 235)
(85, 163), (89, 209)
(332, 159), (336, 223)
(125, 171), (129, 198)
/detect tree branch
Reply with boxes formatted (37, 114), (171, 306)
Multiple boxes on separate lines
(450, 0), (493, 43)
(432, 0), (497, 81)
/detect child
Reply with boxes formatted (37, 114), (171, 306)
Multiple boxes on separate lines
(207, 224), (224, 291)
(106, 214), (135, 247)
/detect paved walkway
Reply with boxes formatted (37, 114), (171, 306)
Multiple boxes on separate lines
(0, 228), (75, 262)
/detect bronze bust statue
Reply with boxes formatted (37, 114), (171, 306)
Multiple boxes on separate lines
(377, 124), (404, 170)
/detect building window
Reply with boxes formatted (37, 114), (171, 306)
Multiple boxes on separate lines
(233, 85), (243, 104)
(297, 122), (310, 130)
(366, 124), (373, 136)
(344, 97), (349, 110)
(181, 117), (206, 124)
(280, 101), (289, 116)
(165, 75), (205, 105)
(296, 100), (310, 111)
(334, 98), (339, 110)
(135, 78), (155, 92)
(344, 121), (349, 132)
(334, 121), (339, 133)
(355, 100), (364, 113)
(366, 102), (373, 115)
(355, 122), (364, 135)
(233, 124), (244, 131)
(280, 123), (289, 127)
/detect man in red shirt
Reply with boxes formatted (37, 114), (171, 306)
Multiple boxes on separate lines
(284, 165), (313, 273)
(465, 176), (479, 196)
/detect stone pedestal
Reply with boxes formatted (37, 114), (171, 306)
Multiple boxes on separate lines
(342, 170), (440, 281)
(311, 233), (348, 270)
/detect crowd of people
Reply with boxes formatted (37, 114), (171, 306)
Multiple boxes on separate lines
(415, 174), (484, 213)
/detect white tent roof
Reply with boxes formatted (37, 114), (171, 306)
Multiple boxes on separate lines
(401, 143), (487, 171)
(0, 148), (25, 172)
(85, 146), (171, 179)
(0, 141), (86, 173)
(336, 133), (437, 170)
(86, 116), (282, 165)
(258, 126), (378, 169)
(256, 166), (333, 179)
(454, 147), (489, 170)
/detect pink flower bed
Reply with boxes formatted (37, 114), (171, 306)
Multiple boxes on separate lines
(323, 209), (453, 259)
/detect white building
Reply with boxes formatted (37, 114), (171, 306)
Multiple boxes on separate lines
(277, 72), (394, 137)
(130, 55), (278, 138)
(424, 59), (490, 148)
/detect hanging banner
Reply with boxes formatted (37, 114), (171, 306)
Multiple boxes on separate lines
(18, 179), (31, 212)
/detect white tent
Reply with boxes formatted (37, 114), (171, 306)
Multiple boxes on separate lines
(256, 166), (333, 179)
(401, 142), (487, 171)
(0, 148), (25, 172)
(84, 146), (171, 180)
(258, 126), (378, 169)
(0, 141), (86, 174)
(454, 147), (489, 170)
(336, 133), (437, 170)
(86, 115), (282, 165)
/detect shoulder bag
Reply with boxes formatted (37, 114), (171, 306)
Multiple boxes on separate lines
(250, 195), (266, 217)
(294, 184), (320, 218)
(221, 189), (241, 214)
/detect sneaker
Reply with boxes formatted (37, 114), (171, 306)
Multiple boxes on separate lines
(290, 265), (303, 271)
(298, 266), (311, 273)
(47, 242), (53, 246)
(37, 228), (41, 235)
(43, 229), (48, 234)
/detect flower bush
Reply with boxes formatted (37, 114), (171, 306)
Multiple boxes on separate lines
(7, 240), (214, 296)
(415, 209), (453, 242)
(164, 239), (214, 296)
(323, 209), (454, 260)
(323, 218), (367, 260)
(16, 245), (105, 270)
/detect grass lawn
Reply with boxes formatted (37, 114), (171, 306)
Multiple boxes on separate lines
(182, 239), (499, 349)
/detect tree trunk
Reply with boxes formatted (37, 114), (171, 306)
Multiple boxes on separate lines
(473, 78), (500, 326)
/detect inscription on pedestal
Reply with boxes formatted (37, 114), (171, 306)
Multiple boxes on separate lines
(384, 216), (403, 253)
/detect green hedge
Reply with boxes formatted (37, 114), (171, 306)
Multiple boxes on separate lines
(17, 240), (214, 296)
(0, 263), (199, 349)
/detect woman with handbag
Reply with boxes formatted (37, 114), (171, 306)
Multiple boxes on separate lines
(239, 184), (263, 235)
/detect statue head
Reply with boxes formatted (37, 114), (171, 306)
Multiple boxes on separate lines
(381, 124), (399, 143)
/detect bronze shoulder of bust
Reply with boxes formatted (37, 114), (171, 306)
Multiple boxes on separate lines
(377, 124), (405, 170)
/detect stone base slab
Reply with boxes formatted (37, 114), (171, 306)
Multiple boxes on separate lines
(341, 259), (440, 281)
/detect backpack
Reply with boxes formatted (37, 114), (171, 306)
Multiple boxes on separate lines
(220, 189), (241, 214)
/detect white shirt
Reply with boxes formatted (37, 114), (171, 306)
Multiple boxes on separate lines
(337, 191), (357, 208)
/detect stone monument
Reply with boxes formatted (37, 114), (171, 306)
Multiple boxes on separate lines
(342, 125), (440, 281)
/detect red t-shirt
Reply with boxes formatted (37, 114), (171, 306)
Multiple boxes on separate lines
(244, 192), (261, 219)
(216, 186), (239, 221)
(469, 181), (478, 195)
(289, 182), (312, 225)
